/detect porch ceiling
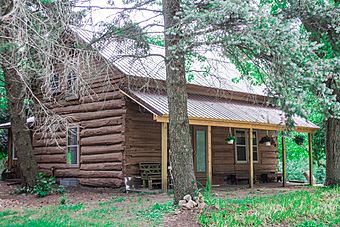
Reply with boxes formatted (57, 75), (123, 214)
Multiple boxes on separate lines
(122, 90), (319, 133)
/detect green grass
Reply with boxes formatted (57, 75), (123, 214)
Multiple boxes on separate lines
(199, 186), (340, 226)
(0, 196), (175, 227)
(2, 187), (338, 226)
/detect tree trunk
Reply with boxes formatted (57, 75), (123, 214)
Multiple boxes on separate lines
(1, 1), (38, 186)
(2, 52), (38, 186)
(163, 0), (197, 203)
(325, 86), (340, 185)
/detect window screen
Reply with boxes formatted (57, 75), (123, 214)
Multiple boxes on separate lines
(67, 127), (78, 165)
(253, 131), (258, 162)
(196, 130), (206, 172)
(50, 74), (60, 92)
(12, 143), (17, 160)
(67, 69), (77, 95)
(236, 130), (247, 162)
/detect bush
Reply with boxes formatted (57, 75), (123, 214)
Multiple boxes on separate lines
(278, 159), (325, 184)
(14, 172), (64, 197)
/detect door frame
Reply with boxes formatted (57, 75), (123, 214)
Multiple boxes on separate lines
(192, 126), (208, 179)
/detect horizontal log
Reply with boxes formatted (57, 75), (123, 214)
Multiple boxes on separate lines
(87, 74), (123, 85)
(79, 178), (123, 188)
(35, 154), (65, 163)
(88, 81), (118, 90)
(81, 116), (123, 129)
(81, 144), (124, 155)
(33, 138), (66, 147)
(81, 152), (123, 163)
(68, 109), (125, 122)
(55, 169), (123, 179)
(38, 163), (67, 170)
(90, 85), (120, 94)
(81, 134), (123, 146)
(80, 125), (123, 138)
(124, 157), (161, 165)
(261, 159), (279, 165)
(34, 147), (65, 155)
(52, 99), (123, 114)
(262, 152), (278, 158)
(34, 131), (66, 140)
(80, 162), (122, 171)
(45, 91), (123, 109)
(125, 153), (161, 158)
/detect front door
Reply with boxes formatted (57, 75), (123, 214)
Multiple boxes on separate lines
(193, 126), (207, 183)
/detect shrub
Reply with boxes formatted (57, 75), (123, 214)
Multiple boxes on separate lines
(14, 172), (64, 197)
(293, 134), (305, 145)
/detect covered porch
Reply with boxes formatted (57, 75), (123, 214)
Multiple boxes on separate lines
(122, 90), (319, 192)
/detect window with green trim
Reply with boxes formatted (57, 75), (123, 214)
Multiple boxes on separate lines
(67, 127), (79, 166)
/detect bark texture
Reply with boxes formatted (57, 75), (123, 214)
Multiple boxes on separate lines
(2, 50), (38, 186)
(163, 0), (197, 203)
(297, 2), (340, 186)
(325, 86), (340, 185)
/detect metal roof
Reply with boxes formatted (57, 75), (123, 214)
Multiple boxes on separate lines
(126, 90), (319, 131)
(71, 27), (266, 96)
(70, 27), (318, 132)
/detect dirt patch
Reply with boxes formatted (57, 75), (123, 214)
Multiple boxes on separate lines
(0, 181), (170, 211)
(164, 210), (200, 227)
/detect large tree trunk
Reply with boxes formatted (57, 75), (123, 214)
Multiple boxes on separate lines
(163, 0), (197, 203)
(2, 52), (38, 186)
(325, 86), (340, 185)
(1, 0), (38, 186)
(298, 4), (340, 186)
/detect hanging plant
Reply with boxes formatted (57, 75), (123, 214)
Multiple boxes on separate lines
(259, 135), (272, 146)
(294, 134), (305, 145)
(225, 136), (236, 144)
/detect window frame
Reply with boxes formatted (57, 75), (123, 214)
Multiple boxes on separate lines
(235, 129), (248, 163)
(12, 143), (17, 161)
(234, 129), (259, 164)
(50, 73), (60, 93)
(65, 66), (79, 99)
(66, 126), (80, 167)
(194, 128), (207, 173)
(252, 131), (259, 163)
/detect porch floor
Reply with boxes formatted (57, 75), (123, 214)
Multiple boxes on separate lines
(211, 182), (314, 199)
(128, 182), (316, 198)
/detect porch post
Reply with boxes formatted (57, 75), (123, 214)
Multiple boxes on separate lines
(308, 133), (313, 186)
(249, 128), (254, 188)
(207, 125), (212, 186)
(282, 132), (286, 187)
(161, 122), (168, 192)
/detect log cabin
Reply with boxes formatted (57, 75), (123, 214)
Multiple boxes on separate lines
(0, 27), (319, 190)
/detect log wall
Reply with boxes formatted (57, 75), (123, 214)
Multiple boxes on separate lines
(212, 127), (279, 184)
(32, 56), (126, 188)
(122, 101), (279, 185)
(21, 50), (276, 188)
(124, 99), (162, 176)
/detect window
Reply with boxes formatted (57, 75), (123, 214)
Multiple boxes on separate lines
(235, 130), (259, 163)
(236, 130), (247, 163)
(196, 130), (206, 172)
(50, 74), (60, 92)
(66, 68), (78, 96)
(67, 127), (79, 166)
(12, 143), (17, 160)
(252, 131), (259, 162)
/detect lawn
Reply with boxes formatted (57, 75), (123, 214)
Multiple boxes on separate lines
(199, 186), (340, 226)
(0, 185), (338, 227)
(0, 195), (175, 227)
